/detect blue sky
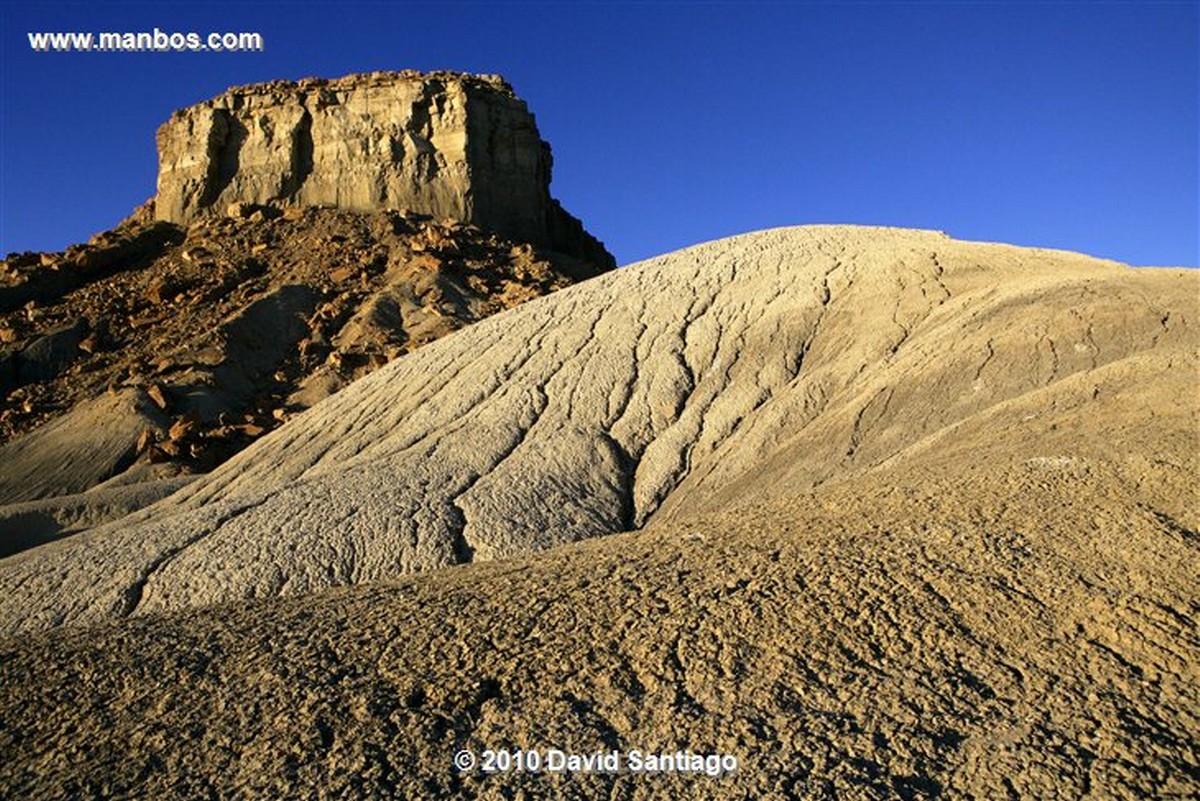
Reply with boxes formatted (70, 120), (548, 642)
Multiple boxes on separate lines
(2, 1), (1197, 266)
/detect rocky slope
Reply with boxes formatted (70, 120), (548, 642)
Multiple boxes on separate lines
(0, 203), (610, 541)
(0, 226), (1195, 798)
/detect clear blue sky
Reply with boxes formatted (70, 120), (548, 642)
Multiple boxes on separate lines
(2, 1), (1197, 266)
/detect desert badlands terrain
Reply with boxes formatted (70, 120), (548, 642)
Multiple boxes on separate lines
(0, 72), (1196, 799)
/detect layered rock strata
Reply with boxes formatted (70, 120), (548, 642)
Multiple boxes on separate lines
(153, 71), (613, 269)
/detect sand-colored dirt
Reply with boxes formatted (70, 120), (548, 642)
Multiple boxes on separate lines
(1, 453), (1195, 797)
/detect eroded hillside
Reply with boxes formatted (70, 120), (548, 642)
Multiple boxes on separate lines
(0, 225), (1196, 798)
(0, 205), (608, 547)
(1, 226), (1193, 635)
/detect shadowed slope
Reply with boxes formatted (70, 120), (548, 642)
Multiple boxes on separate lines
(0, 225), (1194, 636)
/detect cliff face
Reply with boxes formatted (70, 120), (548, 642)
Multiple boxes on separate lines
(154, 71), (613, 268)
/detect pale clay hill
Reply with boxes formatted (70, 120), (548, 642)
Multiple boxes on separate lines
(0, 226), (1197, 798)
(0, 225), (1195, 632)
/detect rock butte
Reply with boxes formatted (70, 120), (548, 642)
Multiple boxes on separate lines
(154, 70), (613, 269)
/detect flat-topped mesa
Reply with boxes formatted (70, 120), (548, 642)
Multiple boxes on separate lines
(153, 70), (614, 269)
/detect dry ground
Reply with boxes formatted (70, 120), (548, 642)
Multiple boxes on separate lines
(0, 226), (1195, 798)
(1, 455), (1195, 798)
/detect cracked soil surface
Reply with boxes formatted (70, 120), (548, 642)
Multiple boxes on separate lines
(0, 225), (1196, 798)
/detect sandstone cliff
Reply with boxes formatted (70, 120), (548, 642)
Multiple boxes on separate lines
(154, 71), (613, 269)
